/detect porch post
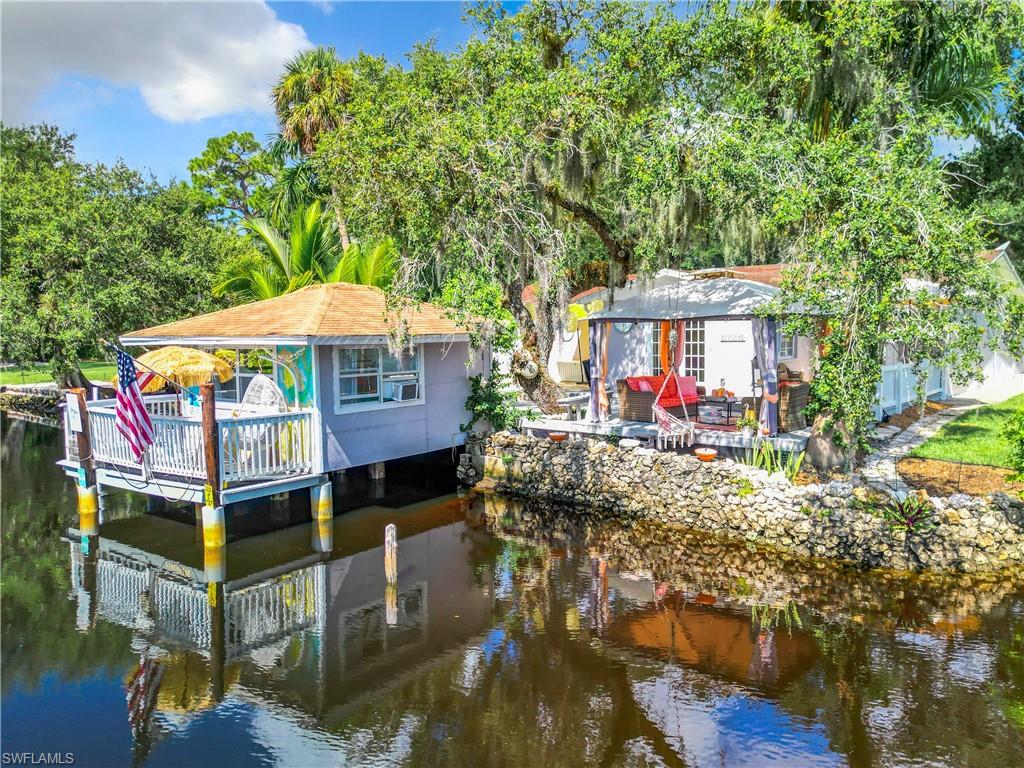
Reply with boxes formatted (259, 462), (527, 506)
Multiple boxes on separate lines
(200, 383), (220, 508)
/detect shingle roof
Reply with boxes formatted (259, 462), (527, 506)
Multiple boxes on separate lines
(121, 283), (468, 344)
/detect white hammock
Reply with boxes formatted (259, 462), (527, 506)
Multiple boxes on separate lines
(652, 367), (695, 451)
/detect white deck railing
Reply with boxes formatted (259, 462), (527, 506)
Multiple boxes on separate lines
(81, 395), (314, 485)
(876, 362), (945, 417)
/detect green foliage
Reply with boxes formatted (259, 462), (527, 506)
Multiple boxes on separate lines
(187, 131), (280, 222)
(1, 124), (249, 385)
(751, 601), (803, 633)
(733, 477), (755, 498)
(324, 238), (399, 289)
(743, 440), (805, 481)
(881, 493), (936, 533)
(461, 365), (521, 433)
(1000, 407), (1024, 481)
(439, 269), (518, 353)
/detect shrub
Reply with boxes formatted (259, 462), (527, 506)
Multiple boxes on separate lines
(461, 364), (521, 433)
(1000, 407), (1024, 481)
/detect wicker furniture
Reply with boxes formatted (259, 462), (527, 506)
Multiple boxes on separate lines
(616, 379), (705, 423)
(778, 381), (810, 432)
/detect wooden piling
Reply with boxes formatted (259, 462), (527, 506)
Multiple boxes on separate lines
(200, 383), (220, 508)
(68, 387), (94, 485)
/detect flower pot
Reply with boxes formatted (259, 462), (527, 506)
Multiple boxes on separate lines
(741, 427), (753, 438)
(549, 432), (568, 443)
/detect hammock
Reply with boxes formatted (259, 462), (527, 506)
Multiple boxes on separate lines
(651, 367), (695, 450)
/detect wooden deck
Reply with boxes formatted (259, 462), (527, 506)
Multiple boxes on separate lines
(61, 393), (321, 505)
(521, 416), (811, 453)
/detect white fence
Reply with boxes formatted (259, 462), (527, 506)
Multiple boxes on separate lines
(81, 395), (313, 484)
(876, 362), (945, 418)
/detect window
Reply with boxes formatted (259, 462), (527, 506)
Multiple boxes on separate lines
(682, 321), (705, 383)
(650, 324), (664, 375)
(650, 322), (705, 383)
(334, 346), (422, 412)
(777, 331), (797, 360)
(212, 348), (273, 402)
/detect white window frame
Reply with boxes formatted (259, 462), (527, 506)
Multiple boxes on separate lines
(650, 323), (664, 375)
(682, 320), (706, 384)
(777, 330), (797, 361)
(210, 347), (277, 403)
(333, 344), (425, 415)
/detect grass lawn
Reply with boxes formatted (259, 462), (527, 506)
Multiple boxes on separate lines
(0, 361), (116, 386)
(908, 393), (1024, 469)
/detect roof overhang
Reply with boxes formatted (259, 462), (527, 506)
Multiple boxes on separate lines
(119, 333), (472, 348)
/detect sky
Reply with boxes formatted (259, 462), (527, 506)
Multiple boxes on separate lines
(0, 1), (483, 181)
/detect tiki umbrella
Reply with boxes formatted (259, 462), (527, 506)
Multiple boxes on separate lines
(133, 346), (235, 394)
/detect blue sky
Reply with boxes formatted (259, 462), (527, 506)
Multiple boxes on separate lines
(0, 2), (485, 181)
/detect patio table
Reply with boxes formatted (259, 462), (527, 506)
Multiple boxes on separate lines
(697, 396), (741, 426)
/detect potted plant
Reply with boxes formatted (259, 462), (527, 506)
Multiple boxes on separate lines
(737, 410), (758, 438)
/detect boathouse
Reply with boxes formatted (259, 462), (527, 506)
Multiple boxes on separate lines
(60, 283), (488, 509)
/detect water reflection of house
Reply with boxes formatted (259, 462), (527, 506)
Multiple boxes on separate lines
(65, 494), (496, 745)
(607, 599), (818, 691)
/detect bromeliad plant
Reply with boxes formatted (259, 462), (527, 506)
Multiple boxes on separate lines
(881, 492), (936, 533)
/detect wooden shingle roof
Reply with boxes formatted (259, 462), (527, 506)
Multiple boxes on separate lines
(121, 283), (469, 346)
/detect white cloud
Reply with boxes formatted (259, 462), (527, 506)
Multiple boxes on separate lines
(1, 1), (312, 123)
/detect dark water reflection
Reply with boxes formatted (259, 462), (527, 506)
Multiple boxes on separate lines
(2, 416), (1023, 767)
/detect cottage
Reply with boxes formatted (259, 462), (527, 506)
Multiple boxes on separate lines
(60, 283), (488, 512)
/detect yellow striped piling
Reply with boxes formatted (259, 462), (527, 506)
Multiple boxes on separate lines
(77, 484), (99, 536)
(310, 481), (333, 522)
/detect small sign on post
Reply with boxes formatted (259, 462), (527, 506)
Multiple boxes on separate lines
(204, 484), (215, 508)
(65, 393), (84, 432)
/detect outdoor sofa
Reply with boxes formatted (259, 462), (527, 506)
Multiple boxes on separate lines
(616, 377), (705, 422)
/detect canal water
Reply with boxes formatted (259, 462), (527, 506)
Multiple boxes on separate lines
(2, 415), (1023, 767)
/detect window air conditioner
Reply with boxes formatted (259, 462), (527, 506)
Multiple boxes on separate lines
(388, 380), (419, 402)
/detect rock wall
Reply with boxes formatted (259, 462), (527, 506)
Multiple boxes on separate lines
(482, 432), (1024, 574)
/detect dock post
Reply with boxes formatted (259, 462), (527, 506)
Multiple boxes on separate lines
(310, 479), (334, 554)
(384, 523), (398, 627)
(77, 484), (99, 537)
(199, 383), (226, 552)
(368, 461), (386, 480)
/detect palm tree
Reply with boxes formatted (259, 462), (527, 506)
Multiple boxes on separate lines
(324, 238), (399, 289)
(213, 201), (337, 301)
(213, 203), (398, 302)
(272, 47), (354, 247)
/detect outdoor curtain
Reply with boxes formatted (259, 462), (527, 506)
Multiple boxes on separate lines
(673, 320), (685, 369)
(752, 317), (779, 435)
(659, 320), (671, 374)
(588, 320), (611, 421)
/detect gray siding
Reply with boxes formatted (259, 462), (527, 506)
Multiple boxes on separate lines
(317, 341), (485, 470)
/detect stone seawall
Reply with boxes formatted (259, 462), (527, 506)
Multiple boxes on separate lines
(482, 432), (1024, 574)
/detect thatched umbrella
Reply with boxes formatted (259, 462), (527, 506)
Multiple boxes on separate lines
(132, 347), (235, 394)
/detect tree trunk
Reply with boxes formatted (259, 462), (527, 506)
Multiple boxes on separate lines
(330, 184), (351, 250)
(57, 365), (89, 390)
(506, 278), (565, 416)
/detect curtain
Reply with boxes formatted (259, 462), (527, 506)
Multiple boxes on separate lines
(588, 321), (610, 421)
(752, 317), (779, 435)
(658, 320), (671, 374)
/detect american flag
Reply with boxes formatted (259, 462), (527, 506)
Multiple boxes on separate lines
(116, 349), (156, 462)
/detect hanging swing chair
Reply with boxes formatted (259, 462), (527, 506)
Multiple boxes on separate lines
(651, 325), (696, 451)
